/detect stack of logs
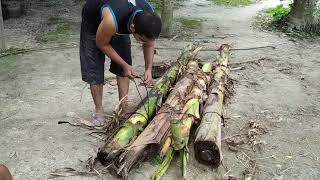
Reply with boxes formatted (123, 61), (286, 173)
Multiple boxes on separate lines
(97, 44), (230, 179)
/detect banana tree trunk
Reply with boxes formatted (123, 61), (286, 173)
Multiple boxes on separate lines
(98, 45), (195, 165)
(115, 60), (200, 179)
(194, 44), (230, 168)
(169, 62), (213, 178)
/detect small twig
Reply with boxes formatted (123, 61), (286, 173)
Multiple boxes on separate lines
(230, 45), (276, 51)
(0, 44), (79, 58)
(229, 58), (273, 67)
(200, 45), (276, 52)
(147, 45), (276, 53)
(93, 168), (102, 179)
(256, 155), (276, 160)
(280, 167), (295, 174)
(223, 168), (232, 177)
(114, 94), (129, 113)
(230, 66), (245, 71)
(169, 35), (178, 41)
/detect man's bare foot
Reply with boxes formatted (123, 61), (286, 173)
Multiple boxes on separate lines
(0, 164), (13, 180)
(92, 113), (105, 127)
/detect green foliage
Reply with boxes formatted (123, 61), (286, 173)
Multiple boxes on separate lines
(176, 17), (202, 30)
(214, 0), (252, 7)
(265, 4), (290, 22)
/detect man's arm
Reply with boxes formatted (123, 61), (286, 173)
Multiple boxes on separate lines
(96, 8), (134, 78)
(142, 41), (155, 84)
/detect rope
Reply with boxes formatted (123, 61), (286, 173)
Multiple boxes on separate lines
(131, 77), (150, 121)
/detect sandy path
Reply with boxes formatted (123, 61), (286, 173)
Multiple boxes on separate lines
(1, 0), (319, 179)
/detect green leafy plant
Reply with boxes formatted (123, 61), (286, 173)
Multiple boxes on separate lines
(266, 4), (290, 22)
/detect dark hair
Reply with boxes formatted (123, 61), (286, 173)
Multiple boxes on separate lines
(133, 11), (162, 40)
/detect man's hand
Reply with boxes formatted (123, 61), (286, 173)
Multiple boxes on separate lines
(123, 64), (135, 79)
(143, 69), (153, 85)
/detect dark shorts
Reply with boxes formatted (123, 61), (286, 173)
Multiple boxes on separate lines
(80, 20), (132, 84)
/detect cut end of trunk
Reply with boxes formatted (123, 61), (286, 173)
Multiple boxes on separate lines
(97, 145), (123, 166)
(194, 141), (221, 168)
(97, 150), (113, 166)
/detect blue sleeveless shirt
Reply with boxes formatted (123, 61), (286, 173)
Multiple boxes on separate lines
(82, 0), (154, 34)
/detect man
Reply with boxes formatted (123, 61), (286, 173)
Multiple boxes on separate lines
(0, 164), (12, 180)
(80, 0), (162, 126)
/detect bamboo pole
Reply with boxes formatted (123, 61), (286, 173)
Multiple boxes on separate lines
(194, 44), (230, 168)
(98, 45), (195, 165)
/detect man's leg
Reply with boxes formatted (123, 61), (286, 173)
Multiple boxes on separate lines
(90, 84), (103, 114)
(110, 35), (132, 113)
(0, 164), (13, 180)
(80, 16), (105, 126)
(116, 76), (129, 111)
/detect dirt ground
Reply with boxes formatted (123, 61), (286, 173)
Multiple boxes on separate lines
(1, 0), (320, 179)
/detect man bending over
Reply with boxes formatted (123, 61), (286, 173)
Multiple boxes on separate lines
(80, 0), (162, 126)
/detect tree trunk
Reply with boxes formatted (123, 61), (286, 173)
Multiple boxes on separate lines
(161, 0), (174, 37)
(169, 62), (213, 178)
(98, 45), (195, 165)
(194, 45), (230, 168)
(287, 0), (320, 34)
(0, 0), (5, 49)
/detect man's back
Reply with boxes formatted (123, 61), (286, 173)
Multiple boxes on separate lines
(82, 0), (153, 34)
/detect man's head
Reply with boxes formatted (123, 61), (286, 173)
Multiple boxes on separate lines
(130, 11), (162, 43)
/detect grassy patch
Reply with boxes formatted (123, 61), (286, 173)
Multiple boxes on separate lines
(36, 23), (71, 43)
(265, 4), (290, 22)
(0, 47), (28, 58)
(176, 17), (202, 30)
(213, 0), (252, 7)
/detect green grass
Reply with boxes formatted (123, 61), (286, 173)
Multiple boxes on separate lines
(214, 0), (252, 6)
(0, 47), (28, 57)
(176, 17), (202, 30)
(36, 23), (71, 43)
(265, 4), (290, 22)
